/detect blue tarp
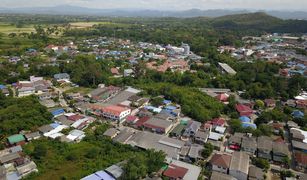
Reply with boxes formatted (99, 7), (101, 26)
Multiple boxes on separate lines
(51, 109), (65, 116)
(292, 110), (304, 118)
(50, 123), (60, 129)
(239, 116), (251, 123)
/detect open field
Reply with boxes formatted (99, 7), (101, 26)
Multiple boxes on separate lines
(69, 21), (131, 28)
(0, 23), (35, 34)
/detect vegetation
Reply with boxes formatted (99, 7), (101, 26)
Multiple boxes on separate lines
(24, 124), (165, 180)
(0, 93), (52, 135)
(201, 143), (214, 158)
(252, 157), (270, 172)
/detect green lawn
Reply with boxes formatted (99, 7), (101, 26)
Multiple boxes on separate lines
(0, 23), (35, 34)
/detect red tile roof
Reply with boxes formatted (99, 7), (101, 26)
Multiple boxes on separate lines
(102, 105), (130, 116)
(216, 93), (229, 102)
(126, 115), (138, 122)
(211, 118), (225, 126)
(135, 116), (150, 127)
(235, 104), (253, 116)
(163, 164), (188, 179)
(210, 154), (232, 169)
(68, 114), (84, 121)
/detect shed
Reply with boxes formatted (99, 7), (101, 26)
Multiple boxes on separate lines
(7, 134), (25, 145)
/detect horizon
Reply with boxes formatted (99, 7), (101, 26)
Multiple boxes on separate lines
(0, 0), (307, 11)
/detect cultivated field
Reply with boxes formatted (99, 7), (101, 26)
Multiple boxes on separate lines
(0, 23), (35, 34)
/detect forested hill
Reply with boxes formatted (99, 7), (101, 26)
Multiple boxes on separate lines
(208, 12), (307, 33)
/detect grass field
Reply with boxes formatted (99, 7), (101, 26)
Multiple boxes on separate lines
(70, 21), (131, 29)
(0, 23), (35, 34)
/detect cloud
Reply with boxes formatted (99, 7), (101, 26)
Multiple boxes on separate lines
(0, 0), (306, 10)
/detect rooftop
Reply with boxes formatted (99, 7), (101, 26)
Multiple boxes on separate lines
(229, 152), (249, 174)
(210, 153), (232, 169)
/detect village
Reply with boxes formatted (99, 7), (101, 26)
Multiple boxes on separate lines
(0, 34), (306, 180)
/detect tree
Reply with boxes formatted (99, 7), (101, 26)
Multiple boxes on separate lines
(33, 144), (47, 160)
(255, 100), (265, 109)
(252, 157), (270, 172)
(151, 97), (164, 107)
(201, 143), (214, 158)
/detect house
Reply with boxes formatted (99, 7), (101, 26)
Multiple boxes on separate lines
(201, 122), (213, 132)
(163, 164), (188, 179)
(216, 93), (230, 103)
(290, 128), (307, 142)
(228, 133), (243, 149)
(287, 121), (300, 129)
(89, 86), (121, 102)
(257, 136), (272, 160)
(0, 85), (9, 96)
(91, 105), (131, 122)
(168, 160), (201, 180)
(241, 137), (257, 155)
(229, 152), (249, 180)
(210, 118), (226, 128)
(7, 134), (26, 146)
(248, 166), (264, 180)
(291, 140), (307, 153)
(270, 123), (284, 134)
(67, 129), (86, 142)
(183, 121), (201, 137)
(294, 152), (307, 170)
(296, 100), (307, 109)
(24, 132), (41, 141)
(194, 131), (209, 145)
(211, 171), (237, 180)
(143, 117), (173, 134)
(54, 73), (70, 82)
(51, 108), (65, 117)
(103, 128), (119, 139)
(188, 145), (204, 162)
(210, 153), (232, 174)
(236, 104), (253, 117)
(0, 152), (21, 165)
(38, 124), (53, 134)
(16, 161), (38, 177)
(170, 124), (187, 138)
(264, 99), (276, 108)
(215, 126), (226, 134)
(81, 170), (115, 180)
(272, 142), (290, 163)
(218, 62), (237, 75)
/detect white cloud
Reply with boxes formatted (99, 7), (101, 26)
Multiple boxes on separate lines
(0, 0), (306, 10)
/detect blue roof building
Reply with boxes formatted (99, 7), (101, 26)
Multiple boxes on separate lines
(51, 109), (65, 117)
(292, 110), (304, 119)
(163, 99), (172, 105)
(242, 123), (257, 129)
(0, 85), (6, 89)
(81, 170), (115, 180)
(239, 116), (251, 123)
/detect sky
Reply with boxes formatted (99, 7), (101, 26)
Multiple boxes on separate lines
(0, 0), (307, 11)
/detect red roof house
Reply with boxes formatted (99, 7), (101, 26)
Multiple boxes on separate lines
(235, 104), (253, 116)
(210, 153), (232, 171)
(294, 152), (307, 169)
(211, 118), (226, 127)
(216, 93), (229, 102)
(163, 164), (188, 179)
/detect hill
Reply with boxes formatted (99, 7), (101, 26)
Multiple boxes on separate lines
(210, 12), (307, 33)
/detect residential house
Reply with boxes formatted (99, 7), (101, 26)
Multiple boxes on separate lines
(111, 68), (120, 76)
(228, 133), (244, 151)
(257, 136), (272, 160)
(103, 128), (119, 139)
(241, 137), (257, 155)
(170, 124), (187, 138)
(90, 104), (131, 123)
(164, 163), (189, 180)
(248, 166), (264, 180)
(291, 140), (307, 153)
(229, 152), (249, 180)
(272, 142), (290, 163)
(210, 118), (226, 128)
(210, 153), (232, 174)
(105, 164), (124, 179)
(0, 152), (21, 165)
(0, 85), (9, 96)
(188, 145), (204, 162)
(290, 128), (306, 142)
(143, 117), (173, 134)
(16, 161), (38, 177)
(194, 131), (209, 145)
(89, 86), (121, 102)
(182, 121), (201, 138)
(24, 132), (41, 141)
(81, 170), (115, 180)
(292, 110), (304, 119)
(236, 104), (253, 117)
